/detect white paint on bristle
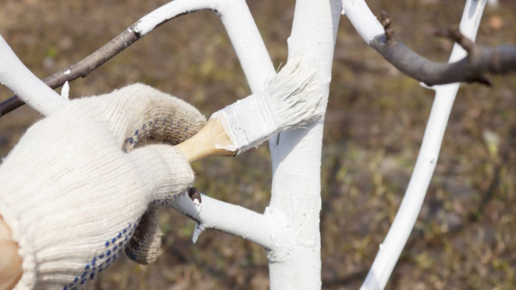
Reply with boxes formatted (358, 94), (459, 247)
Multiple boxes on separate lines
(212, 55), (323, 154)
(265, 55), (323, 132)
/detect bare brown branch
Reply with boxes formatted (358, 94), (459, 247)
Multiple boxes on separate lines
(370, 11), (516, 87)
(0, 29), (139, 117)
(433, 28), (475, 55)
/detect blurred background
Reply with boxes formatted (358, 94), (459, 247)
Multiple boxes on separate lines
(0, 0), (515, 289)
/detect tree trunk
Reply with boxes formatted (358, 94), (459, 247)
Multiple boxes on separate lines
(266, 1), (341, 289)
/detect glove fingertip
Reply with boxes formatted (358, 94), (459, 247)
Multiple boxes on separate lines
(125, 210), (163, 265)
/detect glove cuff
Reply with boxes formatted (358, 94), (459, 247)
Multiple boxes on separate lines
(0, 196), (37, 290)
(0, 192), (144, 290)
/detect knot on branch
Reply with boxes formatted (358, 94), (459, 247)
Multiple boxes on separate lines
(433, 28), (476, 56)
(381, 11), (395, 42)
(188, 186), (202, 204)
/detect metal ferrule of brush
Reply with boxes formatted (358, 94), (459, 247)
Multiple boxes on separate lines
(213, 92), (279, 155)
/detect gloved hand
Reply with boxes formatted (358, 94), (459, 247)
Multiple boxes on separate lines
(0, 83), (206, 290)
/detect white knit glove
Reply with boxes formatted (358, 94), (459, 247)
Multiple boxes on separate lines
(0, 84), (206, 290)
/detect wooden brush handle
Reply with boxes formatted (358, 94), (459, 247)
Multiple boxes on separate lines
(175, 117), (236, 163)
(0, 118), (236, 288)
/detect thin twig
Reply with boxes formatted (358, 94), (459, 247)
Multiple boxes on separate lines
(168, 192), (276, 250)
(370, 11), (516, 86)
(0, 3), (214, 118)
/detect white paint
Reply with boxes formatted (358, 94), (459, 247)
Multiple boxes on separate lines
(131, 0), (216, 36)
(211, 115), (238, 152)
(266, 0), (341, 289)
(143, 0), (337, 288)
(192, 224), (205, 244)
(359, 1), (487, 289)
(0, 34), (68, 116)
(0, 0), (491, 288)
(61, 81), (70, 100)
(63, 69), (71, 75)
(215, 0), (275, 92)
(342, 0), (384, 44)
(193, 198), (201, 206)
(168, 192), (277, 250)
(214, 143), (237, 152)
(216, 92), (277, 153)
(134, 0), (280, 260)
(215, 56), (322, 154)
(131, 0), (274, 92)
(265, 57), (323, 132)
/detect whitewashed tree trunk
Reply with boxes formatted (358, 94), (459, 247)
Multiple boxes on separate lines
(266, 1), (341, 289)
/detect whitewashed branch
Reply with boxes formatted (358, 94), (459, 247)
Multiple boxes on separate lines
(341, 0), (384, 44)
(168, 192), (277, 250)
(0, 34), (67, 116)
(132, 0), (275, 92)
(343, 1), (487, 289)
(1, 0), (274, 116)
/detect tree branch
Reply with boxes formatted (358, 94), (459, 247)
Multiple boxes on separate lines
(0, 35), (67, 117)
(0, 0), (274, 118)
(168, 188), (276, 250)
(0, 21), (138, 117)
(358, 1), (487, 289)
(0, 0), (213, 117)
(341, 0), (385, 44)
(371, 11), (516, 86)
(133, 0), (275, 91)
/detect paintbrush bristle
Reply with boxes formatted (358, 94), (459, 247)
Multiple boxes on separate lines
(264, 55), (323, 132)
(212, 55), (323, 154)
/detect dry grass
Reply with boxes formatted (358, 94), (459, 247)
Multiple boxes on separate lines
(1, 0), (516, 289)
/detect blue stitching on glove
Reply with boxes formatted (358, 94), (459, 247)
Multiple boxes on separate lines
(62, 219), (139, 290)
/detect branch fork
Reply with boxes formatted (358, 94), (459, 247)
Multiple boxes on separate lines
(371, 11), (515, 86)
(0, 0), (280, 271)
(0, 0), (274, 117)
(343, 1), (489, 289)
(169, 189), (278, 250)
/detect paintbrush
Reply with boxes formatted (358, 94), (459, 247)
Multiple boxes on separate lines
(0, 58), (323, 288)
(176, 56), (324, 162)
